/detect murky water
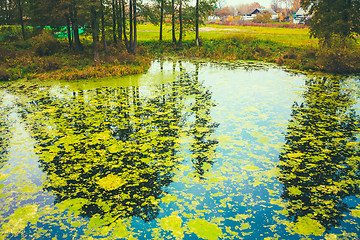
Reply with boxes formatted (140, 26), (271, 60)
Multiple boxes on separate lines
(0, 60), (360, 239)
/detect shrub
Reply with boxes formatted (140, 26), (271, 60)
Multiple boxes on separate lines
(0, 47), (13, 61)
(32, 32), (61, 56)
(0, 67), (10, 81)
(0, 26), (21, 42)
(316, 36), (360, 73)
(38, 57), (62, 71)
(14, 40), (33, 50)
(252, 12), (272, 23)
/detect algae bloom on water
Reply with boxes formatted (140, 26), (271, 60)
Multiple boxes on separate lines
(0, 60), (360, 239)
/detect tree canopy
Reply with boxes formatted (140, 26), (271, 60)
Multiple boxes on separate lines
(302, 0), (360, 43)
(0, 0), (216, 55)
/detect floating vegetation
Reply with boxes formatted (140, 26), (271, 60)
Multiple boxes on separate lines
(279, 77), (360, 235)
(0, 60), (359, 239)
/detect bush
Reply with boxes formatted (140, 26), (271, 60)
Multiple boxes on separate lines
(36, 57), (62, 72)
(0, 26), (21, 42)
(0, 67), (10, 81)
(13, 40), (33, 50)
(32, 32), (61, 56)
(316, 36), (360, 73)
(252, 12), (272, 23)
(0, 47), (13, 61)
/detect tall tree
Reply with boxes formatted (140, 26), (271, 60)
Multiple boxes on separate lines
(121, 0), (129, 46)
(234, 2), (261, 16)
(271, 0), (279, 12)
(292, 0), (300, 12)
(159, 0), (164, 41)
(178, 0), (182, 47)
(112, 0), (117, 44)
(69, 0), (83, 51)
(302, 0), (360, 44)
(171, 0), (176, 44)
(16, 0), (25, 40)
(116, 0), (123, 41)
(195, 0), (199, 46)
(65, 14), (72, 48)
(133, 0), (137, 52)
(194, 0), (215, 46)
(119, 0), (137, 53)
(0, 0), (16, 25)
(100, 0), (108, 53)
(90, 2), (100, 62)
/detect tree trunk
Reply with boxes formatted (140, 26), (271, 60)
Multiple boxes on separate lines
(195, 0), (200, 46)
(133, 0), (137, 53)
(122, 0), (129, 50)
(70, 3), (83, 52)
(16, 0), (25, 40)
(171, 0), (176, 44)
(66, 14), (73, 49)
(116, 0), (122, 41)
(178, 0), (182, 47)
(159, 0), (164, 41)
(91, 5), (100, 63)
(100, 0), (108, 53)
(129, 0), (133, 51)
(112, 0), (117, 44)
(1, 0), (6, 24)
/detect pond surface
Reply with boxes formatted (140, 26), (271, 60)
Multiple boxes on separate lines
(0, 60), (360, 239)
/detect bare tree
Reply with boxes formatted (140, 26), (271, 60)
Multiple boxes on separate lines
(235, 2), (262, 16)
(292, 0), (300, 12)
(271, 0), (279, 12)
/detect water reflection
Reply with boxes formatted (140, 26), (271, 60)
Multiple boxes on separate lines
(15, 61), (218, 225)
(0, 96), (10, 168)
(188, 63), (219, 179)
(279, 77), (360, 233)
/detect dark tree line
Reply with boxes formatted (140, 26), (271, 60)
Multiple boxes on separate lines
(0, 0), (216, 55)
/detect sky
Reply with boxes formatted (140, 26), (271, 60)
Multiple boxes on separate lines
(223, 0), (272, 8)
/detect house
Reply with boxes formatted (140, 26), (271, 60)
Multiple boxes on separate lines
(250, 8), (276, 16)
(245, 8), (278, 21)
(293, 7), (312, 24)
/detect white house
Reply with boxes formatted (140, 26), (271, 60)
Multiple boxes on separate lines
(242, 8), (278, 21)
(293, 8), (312, 24)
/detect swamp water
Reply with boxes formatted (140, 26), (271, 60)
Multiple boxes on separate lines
(0, 60), (360, 239)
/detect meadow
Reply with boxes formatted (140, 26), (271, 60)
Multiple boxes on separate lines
(137, 23), (317, 48)
(137, 23), (360, 73)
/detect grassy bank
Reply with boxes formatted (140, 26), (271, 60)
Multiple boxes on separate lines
(0, 31), (151, 81)
(1, 24), (360, 82)
(138, 24), (360, 74)
(142, 36), (360, 73)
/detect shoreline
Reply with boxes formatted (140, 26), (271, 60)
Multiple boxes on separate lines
(1, 33), (360, 82)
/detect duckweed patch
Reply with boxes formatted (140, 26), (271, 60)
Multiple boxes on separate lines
(0, 60), (360, 239)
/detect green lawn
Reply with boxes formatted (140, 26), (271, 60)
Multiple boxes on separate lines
(137, 23), (318, 48)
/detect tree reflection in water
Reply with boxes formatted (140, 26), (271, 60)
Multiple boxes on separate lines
(18, 61), (218, 226)
(188, 62), (219, 179)
(0, 95), (10, 169)
(279, 77), (360, 233)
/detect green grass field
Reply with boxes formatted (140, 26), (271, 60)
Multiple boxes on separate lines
(136, 23), (318, 48)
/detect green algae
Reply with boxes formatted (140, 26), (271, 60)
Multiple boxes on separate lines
(187, 218), (223, 240)
(158, 214), (184, 239)
(293, 216), (326, 236)
(1, 204), (39, 235)
(0, 61), (360, 239)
